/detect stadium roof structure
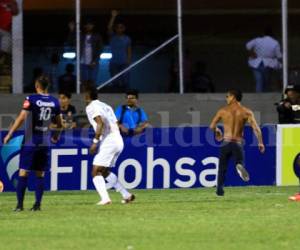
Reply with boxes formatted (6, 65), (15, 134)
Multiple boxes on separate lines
(24, 0), (300, 12)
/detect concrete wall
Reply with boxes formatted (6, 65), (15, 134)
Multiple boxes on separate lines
(0, 93), (281, 129)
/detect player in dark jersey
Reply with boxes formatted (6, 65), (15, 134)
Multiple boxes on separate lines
(3, 76), (62, 211)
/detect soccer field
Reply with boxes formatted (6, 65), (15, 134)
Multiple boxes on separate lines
(0, 187), (300, 250)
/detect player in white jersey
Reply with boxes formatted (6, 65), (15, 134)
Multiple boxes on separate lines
(84, 88), (135, 205)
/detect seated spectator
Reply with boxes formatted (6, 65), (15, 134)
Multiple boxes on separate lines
(276, 85), (300, 124)
(58, 63), (76, 93)
(115, 89), (149, 136)
(190, 61), (215, 93)
(58, 91), (77, 129)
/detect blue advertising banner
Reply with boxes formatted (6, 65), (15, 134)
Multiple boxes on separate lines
(0, 126), (276, 192)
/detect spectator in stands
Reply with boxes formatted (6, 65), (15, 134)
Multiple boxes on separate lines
(168, 57), (179, 92)
(0, 0), (18, 56)
(46, 52), (60, 93)
(246, 27), (282, 92)
(108, 10), (132, 91)
(65, 19), (76, 48)
(81, 19), (103, 88)
(190, 61), (215, 93)
(58, 91), (77, 129)
(168, 49), (194, 93)
(276, 85), (300, 124)
(58, 63), (76, 93)
(289, 66), (300, 86)
(183, 49), (193, 92)
(115, 89), (149, 136)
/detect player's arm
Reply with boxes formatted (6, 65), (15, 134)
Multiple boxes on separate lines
(3, 110), (28, 144)
(247, 111), (265, 153)
(90, 116), (104, 155)
(94, 116), (104, 140)
(209, 110), (223, 141)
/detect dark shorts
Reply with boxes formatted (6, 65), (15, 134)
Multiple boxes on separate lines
(219, 141), (244, 166)
(19, 135), (50, 171)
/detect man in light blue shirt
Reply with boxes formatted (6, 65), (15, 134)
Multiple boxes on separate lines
(115, 89), (149, 136)
(108, 10), (132, 90)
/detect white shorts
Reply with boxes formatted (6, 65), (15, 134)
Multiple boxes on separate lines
(0, 29), (12, 53)
(93, 133), (124, 168)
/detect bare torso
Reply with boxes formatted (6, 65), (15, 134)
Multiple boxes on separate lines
(219, 103), (251, 142)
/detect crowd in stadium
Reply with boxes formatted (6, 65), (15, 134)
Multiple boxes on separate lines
(2, 1), (300, 126)
(2, 2), (297, 94)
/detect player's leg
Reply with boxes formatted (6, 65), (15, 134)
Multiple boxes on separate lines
(216, 142), (231, 196)
(103, 137), (134, 203)
(30, 147), (49, 211)
(15, 145), (34, 211)
(15, 169), (29, 211)
(92, 165), (112, 205)
(105, 168), (134, 204)
(233, 143), (249, 182)
(31, 171), (45, 211)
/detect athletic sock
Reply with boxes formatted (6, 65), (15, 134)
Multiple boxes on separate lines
(35, 177), (44, 206)
(93, 176), (110, 201)
(105, 172), (118, 186)
(105, 182), (114, 190)
(16, 176), (28, 207)
(105, 172), (131, 199)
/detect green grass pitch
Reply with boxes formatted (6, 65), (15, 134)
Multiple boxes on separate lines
(1, 186), (300, 250)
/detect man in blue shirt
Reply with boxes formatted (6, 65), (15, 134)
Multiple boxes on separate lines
(108, 10), (132, 90)
(81, 20), (103, 87)
(115, 89), (149, 136)
(3, 76), (62, 211)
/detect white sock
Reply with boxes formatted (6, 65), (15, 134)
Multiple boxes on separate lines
(93, 176), (110, 201)
(105, 173), (116, 190)
(105, 172), (131, 199)
(105, 182), (114, 190)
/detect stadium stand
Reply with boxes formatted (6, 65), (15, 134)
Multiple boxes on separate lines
(0, 93), (281, 128)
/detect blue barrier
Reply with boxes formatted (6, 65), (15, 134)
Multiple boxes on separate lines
(0, 126), (276, 191)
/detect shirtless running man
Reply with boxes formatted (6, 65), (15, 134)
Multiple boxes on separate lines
(209, 89), (265, 196)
